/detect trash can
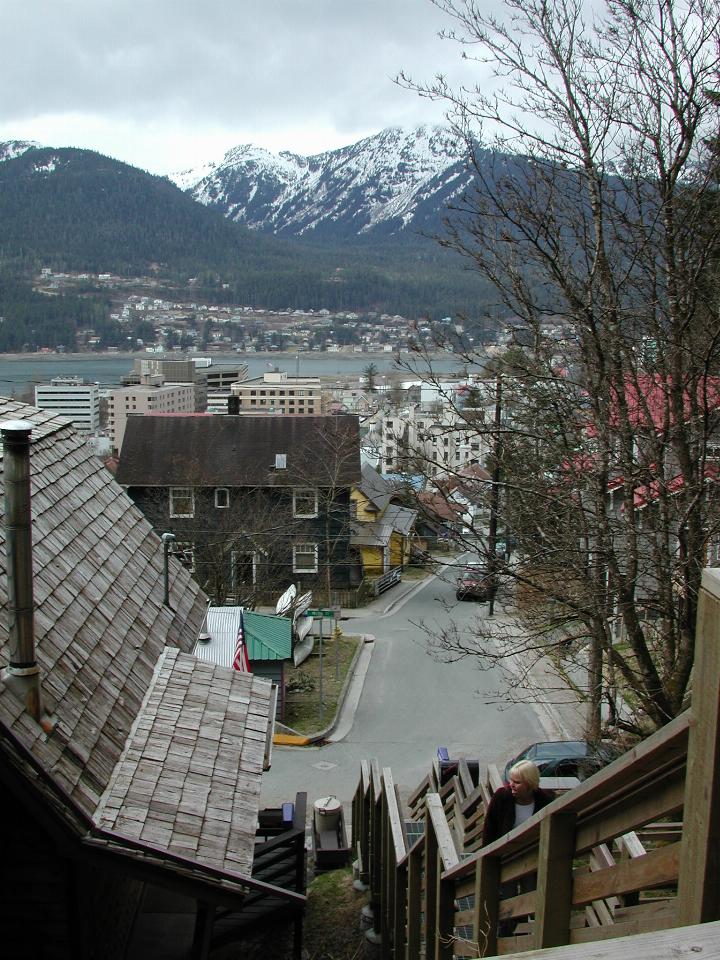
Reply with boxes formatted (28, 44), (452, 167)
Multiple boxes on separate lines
(314, 795), (341, 832)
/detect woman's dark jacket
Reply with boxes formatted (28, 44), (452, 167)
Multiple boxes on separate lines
(482, 785), (554, 847)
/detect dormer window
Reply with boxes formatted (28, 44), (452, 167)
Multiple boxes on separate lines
(293, 488), (318, 518)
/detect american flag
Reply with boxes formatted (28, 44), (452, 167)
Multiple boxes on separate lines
(232, 609), (251, 672)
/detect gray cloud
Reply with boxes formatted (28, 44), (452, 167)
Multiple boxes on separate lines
(1, 0), (474, 167)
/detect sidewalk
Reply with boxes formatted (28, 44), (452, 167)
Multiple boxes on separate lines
(340, 574), (426, 619)
(477, 605), (586, 741)
(257, 568), (435, 622)
(273, 633), (375, 747)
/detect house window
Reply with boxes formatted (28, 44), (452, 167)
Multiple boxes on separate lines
(215, 487), (230, 509)
(293, 488), (319, 517)
(293, 543), (318, 573)
(169, 540), (195, 572)
(169, 487), (194, 518)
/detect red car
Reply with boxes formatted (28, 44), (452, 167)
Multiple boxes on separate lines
(455, 564), (495, 601)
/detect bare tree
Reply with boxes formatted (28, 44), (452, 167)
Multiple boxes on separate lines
(399, 0), (720, 737)
(289, 417), (362, 606)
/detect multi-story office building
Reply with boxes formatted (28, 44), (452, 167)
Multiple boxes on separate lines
(229, 372), (326, 415)
(122, 357), (248, 412)
(107, 382), (196, 453)
(34, 377), (100, 434)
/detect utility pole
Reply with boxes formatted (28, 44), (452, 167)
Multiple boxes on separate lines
(487, 374), (502, 618)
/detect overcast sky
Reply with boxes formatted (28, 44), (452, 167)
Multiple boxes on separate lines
(0, 0), (479, 175)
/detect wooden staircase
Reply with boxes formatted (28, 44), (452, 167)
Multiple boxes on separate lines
(351, 568), (720, 958)
(209, 793), (308, 957)
(127, 794), (308, 959)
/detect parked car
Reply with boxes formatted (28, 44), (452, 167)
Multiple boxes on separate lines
(503, 740), (614, 782)
(455, 563), (495, 601)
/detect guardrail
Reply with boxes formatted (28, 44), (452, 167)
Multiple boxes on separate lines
(373, 567), (402, 596)
(350, 567), (720, 958)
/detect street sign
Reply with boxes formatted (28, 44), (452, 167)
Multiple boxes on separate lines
(305, 608), (336, 619)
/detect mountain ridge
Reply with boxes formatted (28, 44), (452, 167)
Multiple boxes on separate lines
(171, 125), (475, 240)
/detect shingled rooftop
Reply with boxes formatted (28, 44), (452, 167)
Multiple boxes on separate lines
(116, 413), (360, 487)
(0, 398), (275, 908)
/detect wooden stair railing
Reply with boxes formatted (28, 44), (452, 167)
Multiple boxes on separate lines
(354, 713), (694, 956)
(352, 567), (720, 958)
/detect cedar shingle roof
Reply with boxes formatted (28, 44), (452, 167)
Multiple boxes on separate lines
(116, 414), (361, 488)
(96, 648), (271, 875)
(0, 399), (273, 894)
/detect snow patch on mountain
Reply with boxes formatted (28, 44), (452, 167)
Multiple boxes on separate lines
(0, 140), (42, 163)
(170, 125), (474, 240)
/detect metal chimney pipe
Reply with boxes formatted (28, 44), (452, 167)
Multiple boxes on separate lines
(161, 532), (175, 607)
(1, 419), (44, 722)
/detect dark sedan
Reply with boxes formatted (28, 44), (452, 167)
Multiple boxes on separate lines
(503, 740), (614, 782)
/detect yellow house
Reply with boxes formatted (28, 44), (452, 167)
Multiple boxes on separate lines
(351, 464), (417, 576)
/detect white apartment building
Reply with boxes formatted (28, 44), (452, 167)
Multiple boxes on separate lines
(107, 383), (195, 453)
(365, 403), (490, 476)
(34, 377), (100, 434)
(229, 371), (326, 415)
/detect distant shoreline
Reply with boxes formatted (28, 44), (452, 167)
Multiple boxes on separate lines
(0, 350), (420, 362)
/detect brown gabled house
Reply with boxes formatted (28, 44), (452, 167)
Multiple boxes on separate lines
(0, 400), (301, 959)
(115, 413), (361, 604)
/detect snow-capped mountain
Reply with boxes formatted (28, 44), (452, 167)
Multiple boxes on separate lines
(0, 140), (42, 163)
(171, 126), (475, 240)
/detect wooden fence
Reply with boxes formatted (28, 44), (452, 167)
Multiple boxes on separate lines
(351, 567), (720, 958)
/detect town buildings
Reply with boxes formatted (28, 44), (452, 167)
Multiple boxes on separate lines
(363, 400), (491, 476)
(123, 356), (249, 412)
(34, 376), (100, 434)
(229, 372), (327, 415)
(107, 380), (196, 453)
(116, 413), (362, 603)
(350, 463), (418, 576)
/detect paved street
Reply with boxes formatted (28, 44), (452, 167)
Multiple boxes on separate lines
(261, 562), (582, 812)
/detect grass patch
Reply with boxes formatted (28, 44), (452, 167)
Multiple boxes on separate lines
(284, 636), (362, 734)
(304, 867), (369, 959)
(402, 565), (432, 581)
(222, 868), (368, 960)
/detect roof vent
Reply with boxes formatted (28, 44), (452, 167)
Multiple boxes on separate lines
(275, 454), (287, 470)
(197, 632), (211, 644)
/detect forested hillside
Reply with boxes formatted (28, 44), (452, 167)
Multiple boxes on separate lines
(0, 144), (492, 349)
